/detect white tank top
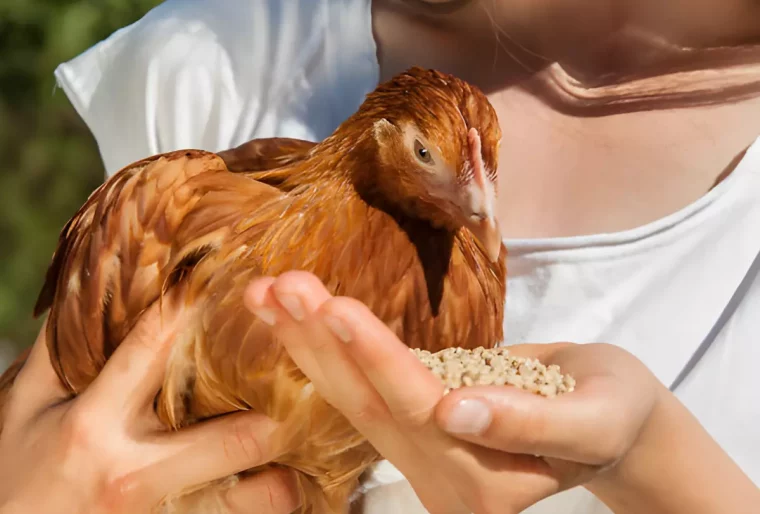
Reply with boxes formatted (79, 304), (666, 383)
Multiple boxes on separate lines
(54, 1), (760, 512)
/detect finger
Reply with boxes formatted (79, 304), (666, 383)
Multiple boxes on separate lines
(244, 273), (333, 393)
(248, 274), (468, 513)
(435, 370), (644, 465)
(224, 468), (301, 514)
(80, 301), (182, 419)
(248, 271), (441, 426)
(247, 273), (386, 429)
(5, 318), (70, 427)
(317, 297), (445, 427)
(137, 411), (281, 499)
(310, 299), (560, 512)
(253, 274), (559, 512)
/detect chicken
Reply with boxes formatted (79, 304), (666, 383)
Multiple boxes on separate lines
(0, 67), (506, 513)
(218, 136), (316, 173)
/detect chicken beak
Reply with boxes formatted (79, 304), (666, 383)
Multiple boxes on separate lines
(465, 213), (502, 262)
(460, 175), (502, 262)
(461, 127), (502, 262)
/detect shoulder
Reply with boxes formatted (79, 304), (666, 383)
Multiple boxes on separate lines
(55, 0), (379, 175)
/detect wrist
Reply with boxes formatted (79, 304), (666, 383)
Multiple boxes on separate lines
(586, 386), (759, 513)
(584, 383), (668, 501)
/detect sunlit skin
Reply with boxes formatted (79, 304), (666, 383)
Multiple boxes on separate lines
(375, 0), (760, 238)
(1, 0), (759, 513)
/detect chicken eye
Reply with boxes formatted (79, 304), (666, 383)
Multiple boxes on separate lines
(414, 139), (433, 164)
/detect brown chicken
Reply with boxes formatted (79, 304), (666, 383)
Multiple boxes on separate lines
(0, 67), (506, 513)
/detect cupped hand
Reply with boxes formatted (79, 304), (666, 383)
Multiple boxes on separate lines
(243, 271), (665, 514)
(0, 303), (300, 514)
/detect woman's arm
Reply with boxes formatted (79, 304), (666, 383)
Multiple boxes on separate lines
(587, 389), (759, 513)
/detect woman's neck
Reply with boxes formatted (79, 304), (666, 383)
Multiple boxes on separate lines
(490, 84), (760, 239)
(374, 0), (760, 239)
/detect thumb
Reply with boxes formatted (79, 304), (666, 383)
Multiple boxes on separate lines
(434, 378), (630, 466)
(2, 319), (71, 430)
(81, 301), (184, 419)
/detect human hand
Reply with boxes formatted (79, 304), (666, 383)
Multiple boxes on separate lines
(0, 303), (300, 514)
(242, 271), (754, 514)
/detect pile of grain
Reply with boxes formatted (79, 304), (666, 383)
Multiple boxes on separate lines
(412, 346), (575, 397)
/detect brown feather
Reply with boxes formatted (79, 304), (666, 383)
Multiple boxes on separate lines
(217, 137), (316, 173)
(0, 67), (507, 514)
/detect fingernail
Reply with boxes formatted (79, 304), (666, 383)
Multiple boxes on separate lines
(252, 308), (277, 326)
(323, 315), (352, 343)
(275, 292), (305, 321)
(443, 399), (492, 435)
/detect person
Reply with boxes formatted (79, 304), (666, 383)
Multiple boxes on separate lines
(2, 0), (760, 512)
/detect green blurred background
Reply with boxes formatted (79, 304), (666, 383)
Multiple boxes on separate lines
(0, 0), (162, 369)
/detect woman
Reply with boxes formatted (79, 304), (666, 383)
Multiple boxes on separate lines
(2, 0), (759, 512)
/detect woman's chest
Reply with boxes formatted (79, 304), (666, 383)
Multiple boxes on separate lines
(502, 205), (760, 389)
